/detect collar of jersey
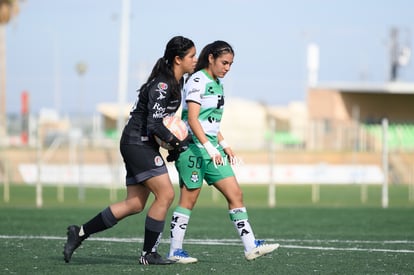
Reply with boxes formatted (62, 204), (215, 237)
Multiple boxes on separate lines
(201, 69), (220, 84)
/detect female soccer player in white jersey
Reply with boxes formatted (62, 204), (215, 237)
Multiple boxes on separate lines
(167, 41), (279, 263)
(63, 36), (197, 265)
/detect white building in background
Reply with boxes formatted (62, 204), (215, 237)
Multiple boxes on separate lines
(221, 97), (307, 151)
(220, 97), (268, 151)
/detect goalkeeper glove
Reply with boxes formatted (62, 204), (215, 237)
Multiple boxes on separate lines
(166, 135), (192, 162)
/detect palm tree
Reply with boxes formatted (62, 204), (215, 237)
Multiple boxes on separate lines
(0, 0), (19, 144)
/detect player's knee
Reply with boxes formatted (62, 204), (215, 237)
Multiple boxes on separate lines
(158, 190), (175, 207)
(234, 188), (243, 201)
(227, 190), (244, 206)
(166, 191), (175, 205)
(125, 198), (145, 214)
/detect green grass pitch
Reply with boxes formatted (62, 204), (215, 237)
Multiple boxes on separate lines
(1, 184), (414, 274)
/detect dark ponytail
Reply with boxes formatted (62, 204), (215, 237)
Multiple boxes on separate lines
(139, 36), (195, 98)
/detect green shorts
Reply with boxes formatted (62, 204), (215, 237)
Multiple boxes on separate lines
(174, 143), (235, 189)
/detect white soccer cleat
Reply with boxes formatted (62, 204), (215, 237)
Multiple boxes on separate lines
(244, 240), (280, 261)
(168, 249), (198, 264)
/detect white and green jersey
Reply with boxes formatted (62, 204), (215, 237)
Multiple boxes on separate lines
(182, 69), (225, 145)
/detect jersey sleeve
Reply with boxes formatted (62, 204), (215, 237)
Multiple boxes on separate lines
(184, 75), (203, 104)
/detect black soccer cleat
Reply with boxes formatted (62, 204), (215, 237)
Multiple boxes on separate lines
(63, 225), (85, 263)
(139, 252), (176, 265)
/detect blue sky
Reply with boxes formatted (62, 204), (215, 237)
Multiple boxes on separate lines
(4, 0), (414, 115)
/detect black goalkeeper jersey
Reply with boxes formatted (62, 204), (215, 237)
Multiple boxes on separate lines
(120, 76), (181, 146)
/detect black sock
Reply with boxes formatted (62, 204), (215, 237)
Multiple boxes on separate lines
(142, 215), (165, 254)
(82, 207), (118, 237)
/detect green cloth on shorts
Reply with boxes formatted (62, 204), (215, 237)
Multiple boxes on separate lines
(174, 142), (235, 189)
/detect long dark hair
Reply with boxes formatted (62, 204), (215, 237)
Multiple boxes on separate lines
(195, 40), (234, 72)
(139, 36), (195, 98)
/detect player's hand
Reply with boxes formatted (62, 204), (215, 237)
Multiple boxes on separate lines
(166, 135), (192, 162)
(169, 134), (191, 151)
(178, 135), (192, 151)
(166, 150), (180, 162)
(224, 147), (236, 165)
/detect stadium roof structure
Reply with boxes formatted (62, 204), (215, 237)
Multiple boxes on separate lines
(312, 81), (414, 94)
(307, 81), (414, 124)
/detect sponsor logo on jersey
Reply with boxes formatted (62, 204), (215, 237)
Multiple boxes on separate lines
(152, 102), (166, 118)
(207, 113), (222, 123)
(157, 82), (168, 90)
(187, 88), (199, 95)
(156, 82), (168, 100)
(154, 156), (164, 166)
(157, 90), (166, 100)
(193, 77), (200, 83)
(217, 94), (225, 108)
(208, 116), (219, 123)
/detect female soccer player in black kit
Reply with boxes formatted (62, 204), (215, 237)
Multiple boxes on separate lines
(63, 36), (197, 265)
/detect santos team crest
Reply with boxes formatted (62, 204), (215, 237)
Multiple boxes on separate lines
(190, 171), (199, 183)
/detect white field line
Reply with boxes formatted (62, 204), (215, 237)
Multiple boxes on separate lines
(1, 235), (414, 253)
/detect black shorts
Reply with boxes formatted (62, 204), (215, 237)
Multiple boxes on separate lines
(120, 143), (168, 185)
